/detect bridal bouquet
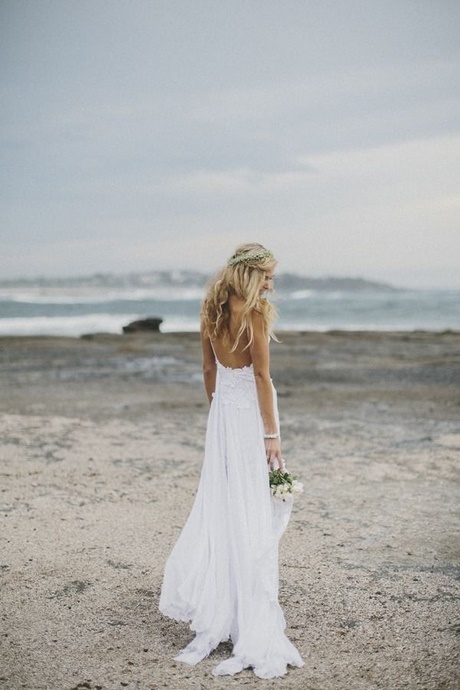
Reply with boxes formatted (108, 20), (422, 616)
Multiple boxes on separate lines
(269, 468), (303, 502)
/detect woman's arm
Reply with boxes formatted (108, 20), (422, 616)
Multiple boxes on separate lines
(249, 311), (283, 470)
(200, 324), (217, 404)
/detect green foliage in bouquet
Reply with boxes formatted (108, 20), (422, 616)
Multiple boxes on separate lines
(269, 469), (303, 501)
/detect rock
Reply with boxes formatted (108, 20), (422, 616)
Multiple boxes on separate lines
(122, 317), (163, 334)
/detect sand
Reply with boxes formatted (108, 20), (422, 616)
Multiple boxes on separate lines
(0, 331), (459, 690)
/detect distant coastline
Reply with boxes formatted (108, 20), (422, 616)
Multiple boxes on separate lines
(0, 270), (399, 293)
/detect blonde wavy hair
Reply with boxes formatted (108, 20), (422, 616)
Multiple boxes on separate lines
(201, 242), (278, 351)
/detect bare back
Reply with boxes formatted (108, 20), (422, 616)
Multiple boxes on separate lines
(211, 295), (253, 369)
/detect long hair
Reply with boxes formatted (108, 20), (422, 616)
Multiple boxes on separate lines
(201, 242), (278, 351)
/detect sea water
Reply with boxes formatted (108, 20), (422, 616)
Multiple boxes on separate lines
(0, 278), (458, 336)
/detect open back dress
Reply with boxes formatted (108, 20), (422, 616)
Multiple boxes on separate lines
(159, 353), (304, 679)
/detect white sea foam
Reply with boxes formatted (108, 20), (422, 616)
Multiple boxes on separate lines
(0, 286), (205, 304)
(0, 314), (141, 336)
(289, 290), (315, 299)
(160, 318), (201, 333)
(0, 313), (201, 336)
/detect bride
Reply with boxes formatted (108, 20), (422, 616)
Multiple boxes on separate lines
(159, 243), (304, 679)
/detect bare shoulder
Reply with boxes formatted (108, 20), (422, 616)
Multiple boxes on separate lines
(248, 308), (266, 333)
(200, 322), (215, 365)
(248, 309), (270, 374)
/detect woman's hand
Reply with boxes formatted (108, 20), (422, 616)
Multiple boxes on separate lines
(265, 438), (284, 472)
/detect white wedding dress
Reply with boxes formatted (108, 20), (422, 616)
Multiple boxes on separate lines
(159, 357), (304, 679)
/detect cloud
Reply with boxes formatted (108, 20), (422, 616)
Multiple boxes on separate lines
(1, 0), (459, 286)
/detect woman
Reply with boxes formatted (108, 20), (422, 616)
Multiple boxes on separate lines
(159, 243), (304, 679)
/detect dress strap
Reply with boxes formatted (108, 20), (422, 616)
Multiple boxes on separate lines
(209, 338), (218, 364)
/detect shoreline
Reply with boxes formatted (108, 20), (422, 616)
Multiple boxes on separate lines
(0, 326), (459, 338)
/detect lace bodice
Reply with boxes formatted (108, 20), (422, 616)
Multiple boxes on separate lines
(215, 360), (257, 410)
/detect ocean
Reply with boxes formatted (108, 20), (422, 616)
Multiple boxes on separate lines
(0, 272), (458, 336)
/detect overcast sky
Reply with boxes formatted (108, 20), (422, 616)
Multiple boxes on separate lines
(1, 0), (459, 287)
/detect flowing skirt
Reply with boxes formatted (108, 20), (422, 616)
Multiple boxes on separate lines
(159, 361), (304, 679)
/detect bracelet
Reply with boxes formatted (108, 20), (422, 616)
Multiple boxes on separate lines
(264, 432), (279, 439)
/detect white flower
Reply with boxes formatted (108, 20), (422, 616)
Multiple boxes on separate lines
(269, 468), (303, 502)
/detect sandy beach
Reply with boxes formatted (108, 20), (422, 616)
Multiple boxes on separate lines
(1, 330), (459, 690)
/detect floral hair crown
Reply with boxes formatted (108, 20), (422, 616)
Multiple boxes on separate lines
(227, 249), (274, 266)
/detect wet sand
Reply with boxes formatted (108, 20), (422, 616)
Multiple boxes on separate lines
(1, 331), (459, 690)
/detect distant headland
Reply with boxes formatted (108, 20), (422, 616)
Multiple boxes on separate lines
(0, 271), (399, 292)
